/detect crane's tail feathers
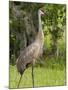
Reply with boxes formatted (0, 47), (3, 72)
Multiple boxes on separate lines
(17, 75), (22, 88)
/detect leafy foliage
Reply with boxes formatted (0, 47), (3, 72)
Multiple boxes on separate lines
(43, 4), (66, 54)
(9, 1), (66, 65)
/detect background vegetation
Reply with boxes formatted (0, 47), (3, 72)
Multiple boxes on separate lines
(9, 1), (66, 88)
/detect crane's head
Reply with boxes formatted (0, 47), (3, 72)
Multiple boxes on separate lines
(39, 9), (46, 16)
(39, 10), (44, 15)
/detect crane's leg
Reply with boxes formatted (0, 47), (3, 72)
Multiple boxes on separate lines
(32, 62), (34, 88)
(17, 74), (22, 88)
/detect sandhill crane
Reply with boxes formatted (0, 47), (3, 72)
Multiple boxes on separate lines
(16, 9), (45, 88)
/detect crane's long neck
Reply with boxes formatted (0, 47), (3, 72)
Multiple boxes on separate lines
(36, 10), (44, 43)
(38, 10), (42, 32)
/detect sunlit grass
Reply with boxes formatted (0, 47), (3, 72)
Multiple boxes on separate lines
(9, 56), (66, 88)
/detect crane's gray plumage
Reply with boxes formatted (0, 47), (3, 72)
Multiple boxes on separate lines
(16, 9), (44, 87)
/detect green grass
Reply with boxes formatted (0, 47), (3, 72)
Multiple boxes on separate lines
(9, 57), (66, 88)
